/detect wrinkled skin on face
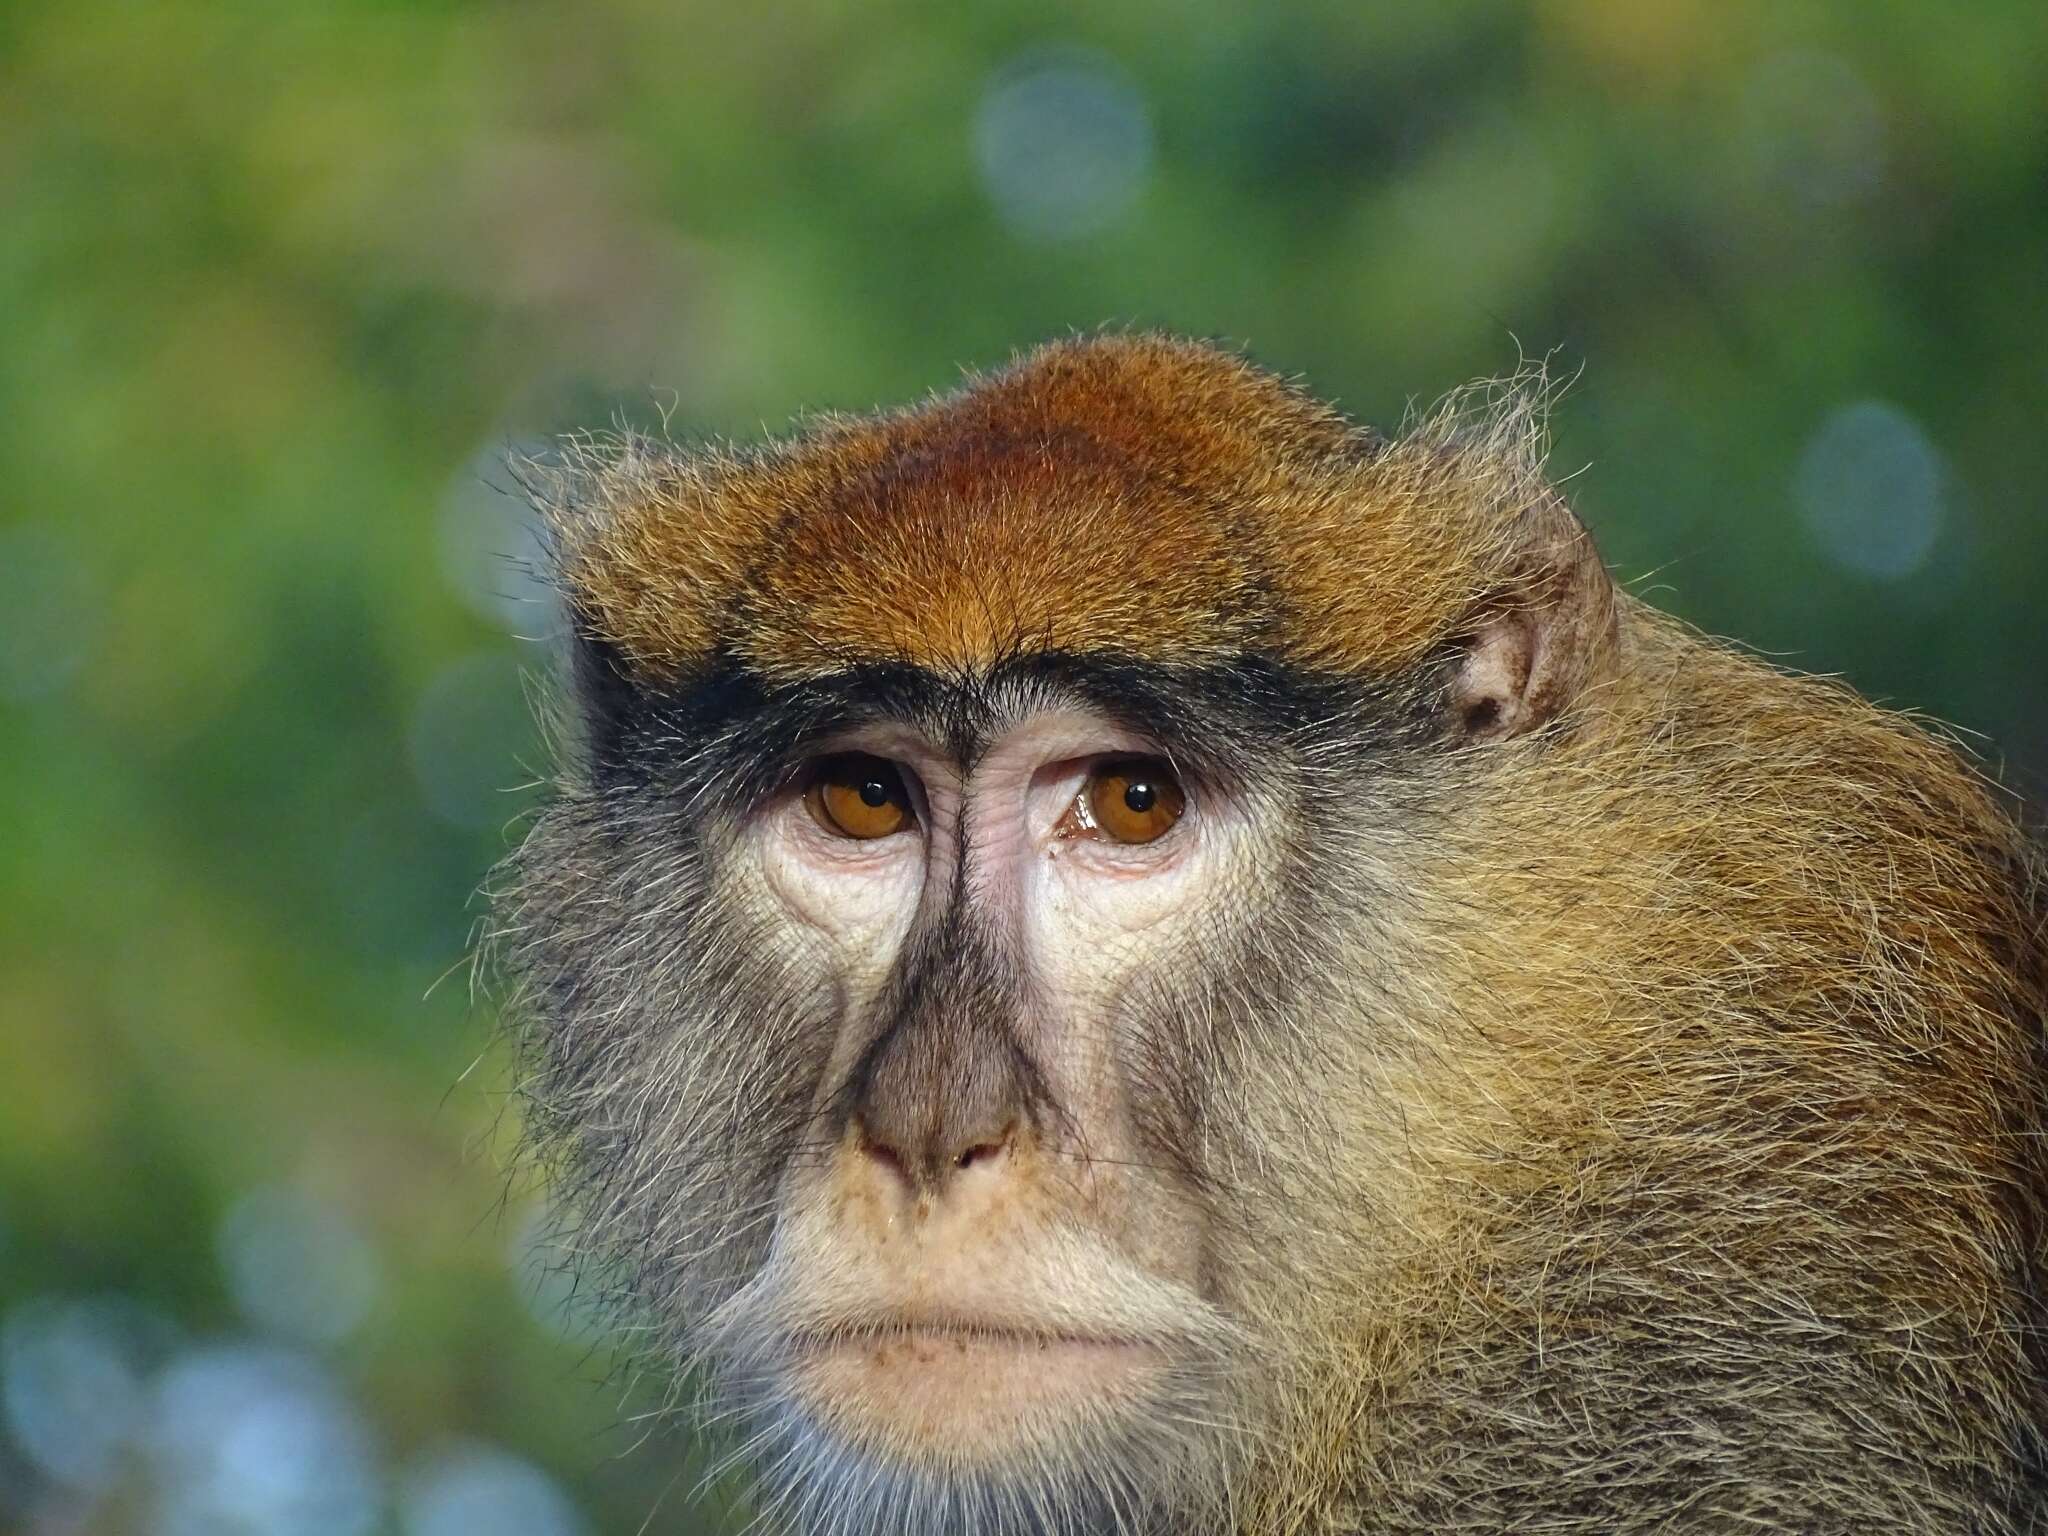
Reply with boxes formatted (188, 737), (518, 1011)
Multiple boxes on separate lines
(502, 652), (1457, 1535)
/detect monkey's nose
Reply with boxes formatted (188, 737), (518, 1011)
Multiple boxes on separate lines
(854, 1115), (1018, 1198)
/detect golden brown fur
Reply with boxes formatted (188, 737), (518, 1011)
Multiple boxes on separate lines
(546, 336), (1589, 687)
(1245, 613), (2048, 1529)
(506, 334), (2048, 1533)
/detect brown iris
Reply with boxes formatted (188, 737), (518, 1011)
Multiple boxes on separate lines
(1087, 759), (1186, 845)
(807, 754), (913, 839)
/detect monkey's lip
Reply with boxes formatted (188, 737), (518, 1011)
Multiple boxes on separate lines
(781, 1317), (1169, 1452)
(785, 1316), (1169, 1377)
(786, 1318), (1163, 1368)
(786, 1315), (1160, 1354)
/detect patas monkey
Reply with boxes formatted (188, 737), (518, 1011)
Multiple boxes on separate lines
(497, 336), (2047, 1535)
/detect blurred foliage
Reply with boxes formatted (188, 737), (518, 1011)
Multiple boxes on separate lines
(2, 0), (2044, 1530)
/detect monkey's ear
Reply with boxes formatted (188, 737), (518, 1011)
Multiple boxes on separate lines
(1447, 495), (1619, 742)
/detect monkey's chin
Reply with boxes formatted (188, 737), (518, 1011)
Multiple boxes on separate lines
(782, 1326), (1170, 1465)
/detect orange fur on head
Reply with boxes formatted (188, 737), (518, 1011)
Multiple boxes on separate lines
(536, 335), (1578, 686)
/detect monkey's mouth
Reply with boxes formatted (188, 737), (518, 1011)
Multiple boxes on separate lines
(779, 1319), (1171, 1458)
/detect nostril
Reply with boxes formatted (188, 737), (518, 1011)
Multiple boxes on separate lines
(851, 1117), (1016, 1193)
(858, 1132), (910, 1185)
(954, 1120), (1018, 1172)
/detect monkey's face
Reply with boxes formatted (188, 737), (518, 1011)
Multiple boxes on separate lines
(508, 652), (1442, 1530)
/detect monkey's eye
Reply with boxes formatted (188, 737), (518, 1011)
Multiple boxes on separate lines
(806, 754), (914, 840)
(1084, 758), (1186, 845)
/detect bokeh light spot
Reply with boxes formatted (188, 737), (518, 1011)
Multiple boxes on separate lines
(1795, 400), (1948, 581)
(1, 1295), (167, 1493)
(400, 1442), (587, 1536)
(406, 650), (538, 830)
(974, 50), (1153, 242)
(148, 1345), (380, 1536)
(506, 1204), (607, 1341)
(439, 443), (558, 636)
(218, 1186), (382, 1349)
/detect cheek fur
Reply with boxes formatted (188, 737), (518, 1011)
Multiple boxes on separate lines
(499, 803), (861, 1345)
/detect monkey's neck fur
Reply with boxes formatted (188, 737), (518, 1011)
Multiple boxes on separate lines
(1243, 608), (2048, 1532)
(502, 334), (2048, 1536)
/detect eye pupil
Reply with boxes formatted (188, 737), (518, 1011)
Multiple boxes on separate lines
(859, 779), (888, 808)
(1123, 782), (1157, 813)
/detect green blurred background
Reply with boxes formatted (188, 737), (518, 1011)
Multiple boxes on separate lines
(3, 1), (2044, 1531)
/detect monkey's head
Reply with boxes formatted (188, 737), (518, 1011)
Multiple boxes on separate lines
(499, 336), (2045, 1534)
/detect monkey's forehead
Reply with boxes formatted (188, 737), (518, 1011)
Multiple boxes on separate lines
(541, 335), (1536, 685)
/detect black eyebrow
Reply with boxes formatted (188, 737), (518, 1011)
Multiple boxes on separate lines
(580, 653), (984, 801)
(576, 639), (1440, 810)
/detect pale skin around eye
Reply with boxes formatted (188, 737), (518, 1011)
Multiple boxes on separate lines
(759, 714), (1215, 960)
